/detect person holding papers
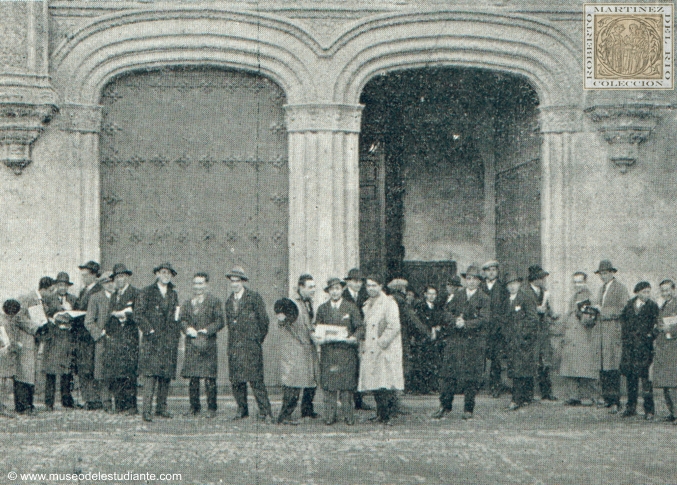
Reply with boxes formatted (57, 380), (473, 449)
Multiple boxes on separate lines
(13, 277), (58, 414)
(652, 279), (677, 424)
(314, 277), (364, 425)
(42, 272), (78, 411)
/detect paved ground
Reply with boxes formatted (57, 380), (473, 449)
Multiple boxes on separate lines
(0, 391), (675, 485)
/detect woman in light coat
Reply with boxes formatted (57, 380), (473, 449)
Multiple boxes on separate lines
(358, 275), (404, 424)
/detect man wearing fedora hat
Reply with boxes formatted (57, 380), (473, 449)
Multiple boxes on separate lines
(73, 261), (104, 410)
(434, 265), (490, 420)
(106, 263), (141, 414)
(343, 268), (372, 411)
(527, 265), (558, 402)
(315, 278), (364, 425)
(481, 260), (510, 398)
(224, 266), (274, 422)
(136, 263), (181, 422)
(42, 272), (77, 411)
(593, 260), (629, 414)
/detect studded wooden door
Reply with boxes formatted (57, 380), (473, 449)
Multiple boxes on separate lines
(99, 67), (288, 386)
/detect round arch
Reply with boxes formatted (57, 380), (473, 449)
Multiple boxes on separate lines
(330, 11), (581, 108)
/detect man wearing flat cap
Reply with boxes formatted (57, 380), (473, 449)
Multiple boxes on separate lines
(42, 272), (77, 411)
(135, 263), (181, 422)
(433, 265), (490, 420)
(481, 260), (509, 398)
(527, 265), (557, 402)
(593, 260), (629, 414)
(106, 263), (140, 414)
(343, 268), (372, 411)
(315, 278), (364, 425)
(224, 266), (273, 422)
(73, 261), (103, 410)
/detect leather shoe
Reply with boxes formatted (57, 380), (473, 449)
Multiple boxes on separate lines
(324, 418), (336, 426)
(621, 409), (637, 418)
(355, 403), (373, 411)
(278, 418), (300, 425)
(155, 410), (172, 419)
(432, 408), (450, 419)
(184, 410), (199, 417)
(302, 412), (319, 419)
(142, 413), (153, 422)
(541, 395), (558, 401)
(257, 414), (272, 424)
(345, 417), (355, 425)
(661, 414), (676, 422)
(644, 413), (655, 421)
(206, 410), (217, 419)
(231, 413), (249, 421)
(462, 412), (473, 420)
(564, 398), (581, 406)
(507, 402), (521, 411)
(608, 404), (619, 414)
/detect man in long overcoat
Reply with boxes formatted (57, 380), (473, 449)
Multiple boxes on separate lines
(593, 260), (629, 414)
(342, 268), (372, 411)
(654, 279), (677, 423)
(42, 272), (77, 410)
(276, 274), (320, 424)
(414, 285), (442, 394)
(619, 281), (658, 419)
(433, 265), (490, 420)
(358, 274), (404, 425)
(224, 266), (273, 421)
(315, 277), (364, 425)
(180, 272), (225, 417)
(135, 263), (181, 422)
(84, 272), (117, 412)
(481, 260), (509, 398)
(526, 265), (557, 401)
(502, 272), (539, 410)
(559, 272), (599, 406)
(72, 260), (103, 410)
(105, 263), (140, 414)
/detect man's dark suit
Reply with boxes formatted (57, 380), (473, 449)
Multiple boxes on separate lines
(527, 284), (556, 400)
(481, 279), (509, 396)
(73, 282), (103, 408)
(42, 293), (77, 409)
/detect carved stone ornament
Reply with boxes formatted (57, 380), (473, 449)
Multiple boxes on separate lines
(0, 103), (58, 175)
(284, 104), (363, 133)
(585, 105), (660, 174)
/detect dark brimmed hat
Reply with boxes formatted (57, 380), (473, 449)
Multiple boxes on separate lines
(226, 265), (248, 281)
(504, 271), (523, 284)
(55, 272), (74, 286)
(98, 271), (114, 284)
(528, 265), (549, 282)
(273, 298), (299, 323)
(112, 263), (132, 277)
(39, 276), (54, 290)
(595, 260), (617, 274)
(461, 265), (484, 280)
(78, 261), (101, 277)
(324, 277), (346, 292)
(445, 275), (463, 288)
(2, 299), (20, 316)
(153, 262), (177, 276)
(634, 281), (651, 293)
(482, 260), (500, 270)
(344, 268), (363, 281)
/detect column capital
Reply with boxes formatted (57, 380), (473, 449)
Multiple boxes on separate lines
(55, 104), (102, 134)
(0, 102), (57, 174)
(284, 104), (363, 133)
(538, 105), (584, 133)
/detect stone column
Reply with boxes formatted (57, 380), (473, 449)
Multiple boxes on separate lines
(0, 0), (57, 174)
(284, 103), (363, 292)
(57, 104), (103, 265)
(539, 106), (584, 315)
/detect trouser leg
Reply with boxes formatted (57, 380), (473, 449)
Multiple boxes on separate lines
(155, 377), (170, 414)
(13, 379), (28, 413)
(117, 377), (135, 412)
(101, 379), (113, 411)
(372, 390), (386, 421)
(80, 375), (101, 407)
(231, 382), (249, 417)
(60, 374), (74, 408)
(44, 374), (56, 409)
(142, 376), (157, 416)
(641, 378), (655, 415)
(625, 373), (639, 412)
(464, 381), (479, 413)
(205, 378), (217, 412)
(323, 390), (337, 422)
(301, 387), (316, 417)
(340, 391), (354, 423)
(577, 377), (597, 401)
(600, 370), (621, 406)
(512, 377), (529, 406)
(250, 380), (272, 417)
(277, 386), (300, 422)
(354, 391), (367, 409)
(439, 377), (455, 411)
(188, 377), (201, 412)
(663, 387), (677, 416)
(538, 363), (553, 398)
(489, 356), (502, 394)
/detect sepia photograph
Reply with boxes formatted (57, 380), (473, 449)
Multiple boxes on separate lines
(0, 0), (676, 483)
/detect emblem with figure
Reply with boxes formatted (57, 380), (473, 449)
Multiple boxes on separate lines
(585, 4), (673, 89)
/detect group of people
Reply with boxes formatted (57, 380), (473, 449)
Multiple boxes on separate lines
(0, 257), (675, 426)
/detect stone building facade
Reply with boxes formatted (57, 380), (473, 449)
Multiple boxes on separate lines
(1, 0), (675, 384)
